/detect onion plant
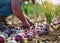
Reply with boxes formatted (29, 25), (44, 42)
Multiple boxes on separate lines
(41, 1), (55, 24)
(55, 6), (60, 20)
(40, 1), (55, 33)
(12, 14), (15, 25)
(23, 1), (31, 16)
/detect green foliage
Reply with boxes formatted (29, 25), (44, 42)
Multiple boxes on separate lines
(29, 3), (43, 17)
(23, 2), (43, 17)
(41, 1), (55, 24)
(30, 3), (43, 17)
(12, 14), (15, 19)
(55, 6), (60, 17)
(55, 6), (60, 12)
(23, 2), (31, 16)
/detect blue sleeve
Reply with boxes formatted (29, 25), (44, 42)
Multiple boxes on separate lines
(0, 0), (24, 17)
(0, 0), (12, 17)
(0, 5), (12, 17)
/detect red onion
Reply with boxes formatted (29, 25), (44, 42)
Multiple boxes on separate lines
(0, 34), (6, 43)
(15, 34), (23, 42)
(58, 20), (60, 24)
(29, 30), (36, 36)
(27, 33), (33, 41)
(36, 29), (44, 36)
(53, 21), (58, 25)
(4, 29), (12, 35)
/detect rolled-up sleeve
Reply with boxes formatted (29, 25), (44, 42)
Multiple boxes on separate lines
(0, 0), (12, 17)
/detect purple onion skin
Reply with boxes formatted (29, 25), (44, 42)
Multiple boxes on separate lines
(53, 23), (57, 25)
(40, 25), (43, 27)
(0, 35), (6, 43)
(11, 29), (16, 33)
(4, 29), (12, 35)
(44, 24), (49, 29)
(15, 35), (23, 42)
(37, 25), (49, 36)
(27, 34), (33, 41)
(30, 30), (36, 36)
(42, 27), (49, 32)
(53, 21), (58, 25)
(37, 30), (44, 36)
(41, 24), (49, 34)
(58, 21), (60, 24)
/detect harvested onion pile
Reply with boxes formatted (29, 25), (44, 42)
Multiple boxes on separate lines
(0, 20), (60, 43)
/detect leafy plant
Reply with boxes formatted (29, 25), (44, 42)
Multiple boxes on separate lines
(55, 6), (60, 18)
(12, 14), (15, 25)
(23, 2), (31, 16)
(41, 1), (55, 24)
(23, 2), (43, 17)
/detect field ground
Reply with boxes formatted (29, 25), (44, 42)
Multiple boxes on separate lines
(5, 15), (60, 43)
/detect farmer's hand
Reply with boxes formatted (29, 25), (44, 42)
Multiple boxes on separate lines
(22, 21), (30, 29)
(27, 19), (35, 28)
(26, 17), (35, 28)
(21, 20), (35, 29)
(24, 14), (35, 28)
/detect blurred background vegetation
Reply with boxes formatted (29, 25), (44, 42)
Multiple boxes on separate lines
(6, 0), (60, 26)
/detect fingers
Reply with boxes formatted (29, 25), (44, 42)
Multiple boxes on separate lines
(30, 23), (35, 28)
(21, 22), (30, 29)
(28, 21), (35, 28)
(21, 19), (35, 29)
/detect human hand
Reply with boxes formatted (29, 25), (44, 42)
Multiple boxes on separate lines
(27, 20), (35, 28)
(22, 21), (30, 29)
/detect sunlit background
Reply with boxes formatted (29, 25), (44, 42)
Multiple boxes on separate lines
(36, 0), (60, 5)
(48, 0), (60, 5)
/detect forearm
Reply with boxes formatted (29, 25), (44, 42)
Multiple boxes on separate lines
(23, 13), (31, 22)
(11, 0), (27, 22)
